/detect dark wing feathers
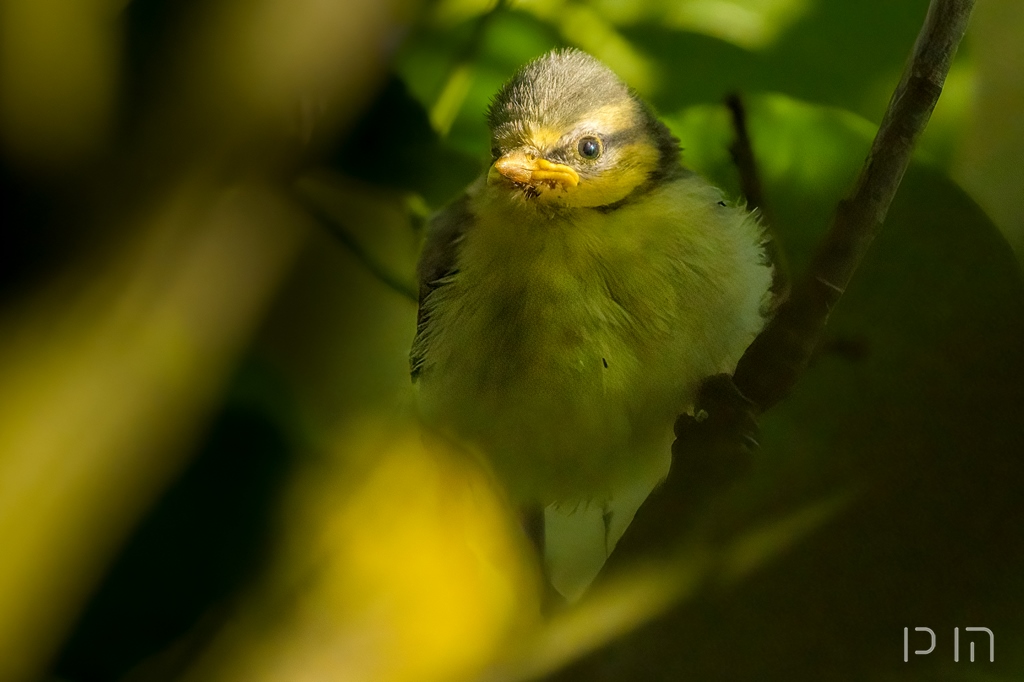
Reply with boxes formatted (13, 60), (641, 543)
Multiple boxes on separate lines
(410, 194), (473, 380)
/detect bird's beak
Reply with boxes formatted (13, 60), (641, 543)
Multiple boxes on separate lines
(488, 151), (579, 193)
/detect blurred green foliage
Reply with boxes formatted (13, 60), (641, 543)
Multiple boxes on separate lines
(2, 0), (1020, 680)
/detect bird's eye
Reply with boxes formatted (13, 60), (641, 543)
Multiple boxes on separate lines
(490, 144), (502, 159)
(577, 136), (602, 159)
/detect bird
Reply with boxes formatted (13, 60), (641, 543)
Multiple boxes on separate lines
(410, 48), (774, 596)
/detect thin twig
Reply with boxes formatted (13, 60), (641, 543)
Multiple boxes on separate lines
(725, 93), (790, 305)
(294, 190), (419, 301)
(733, 0), (975, 410)
(725, 94), (768, 216)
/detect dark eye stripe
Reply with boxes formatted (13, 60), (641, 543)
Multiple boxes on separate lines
(599, 128), (641, 147)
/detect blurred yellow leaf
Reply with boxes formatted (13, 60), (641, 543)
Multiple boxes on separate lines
(181, 419), (542, 682)
(0, 0), (124, 168)
(0, 182), (307, 682)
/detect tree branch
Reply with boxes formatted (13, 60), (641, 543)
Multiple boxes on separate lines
(733, 0), (976, 410)
(596, 0), (975, 584)
(726, 93), (790, 306)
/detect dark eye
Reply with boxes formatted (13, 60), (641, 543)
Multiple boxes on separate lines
(490, 144), (502, 159)
(578, 136), (602, 159)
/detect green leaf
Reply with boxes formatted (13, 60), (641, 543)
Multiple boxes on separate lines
(326, 75), (481, 208)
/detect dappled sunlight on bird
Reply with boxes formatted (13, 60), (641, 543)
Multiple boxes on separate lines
(411, 48), (774, 596)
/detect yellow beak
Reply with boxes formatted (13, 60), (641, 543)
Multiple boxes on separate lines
(487, 152), (580, 192)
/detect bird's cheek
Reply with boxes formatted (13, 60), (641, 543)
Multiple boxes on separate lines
(565, 145), (659, 208)
(559, 168), (641, 207)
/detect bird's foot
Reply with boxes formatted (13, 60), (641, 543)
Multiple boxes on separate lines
(669, 373), (759, 493)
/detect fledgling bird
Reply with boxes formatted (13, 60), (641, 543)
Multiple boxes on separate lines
(410, 48), (773, 592)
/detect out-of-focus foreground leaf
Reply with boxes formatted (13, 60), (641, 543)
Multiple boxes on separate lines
(173, 421), (542, 682)
(0, 183), (308, 682)
(0, 0), (418, 678)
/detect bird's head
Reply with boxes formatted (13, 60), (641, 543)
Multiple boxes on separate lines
(485, 48), (679, 211)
